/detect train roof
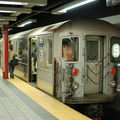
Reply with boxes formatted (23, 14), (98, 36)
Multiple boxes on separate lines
(9, 20), (68, 39)
(9, 18), (120, 39)
(55, 18), (120, 35)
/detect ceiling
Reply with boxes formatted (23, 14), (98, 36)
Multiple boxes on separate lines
(0, 0), (120, 37)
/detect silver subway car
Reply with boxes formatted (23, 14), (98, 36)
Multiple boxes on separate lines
(31, 19), (120, 103)
(1, 18), (120, 119)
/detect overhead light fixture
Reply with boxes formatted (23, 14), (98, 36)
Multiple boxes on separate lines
(0, 7), (31, 14)
(0, 16), (16, 21)
(52, 0), (96, 15)
(0, 1), (28, 5)
(17, 19), (36, 27)
(0, 10), (16, 13)
(8, 28), (12, 31)
(0, 21), (9, 24)
(0, 0), (47, 6)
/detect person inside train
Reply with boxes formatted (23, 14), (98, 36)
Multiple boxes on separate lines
(62, 42), (73, 61)
(31, 42), (36, 55)
(9, 44), (17, 79)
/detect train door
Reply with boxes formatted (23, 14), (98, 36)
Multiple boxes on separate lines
(37, 34), (53, 95)
(28, 37), (37, 86)
(15, 40), (27, 81)
(85, 36), (104, 94)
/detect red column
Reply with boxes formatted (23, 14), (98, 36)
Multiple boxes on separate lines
(3, 25), (9, 79)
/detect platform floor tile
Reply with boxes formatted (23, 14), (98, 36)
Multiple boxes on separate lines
(0, 76), (58, 120)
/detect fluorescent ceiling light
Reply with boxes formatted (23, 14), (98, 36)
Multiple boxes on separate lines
(0, 16), (16, 21)
(17, 19), (36, 27)
(0, 10), (16, 13)
(18, 21), (32, 27)
(8, 28), (12, 31)
(52, 0), (96, 14)
(0, 1), (28, 5)
(0, 0), (47, 6)
(0, 7), (31, 14)
(59, 0), (96, 13)
(0, 21), (9, 24)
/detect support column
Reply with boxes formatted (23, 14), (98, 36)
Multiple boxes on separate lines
(3, 25), (9, 79)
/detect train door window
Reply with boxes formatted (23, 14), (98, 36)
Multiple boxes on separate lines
(47, 39), (52, 64)
(111, 37), (120, 62)
(16, 41), (23, 60)
(86, 41), (98, 60)
(62, 37), (79, 61)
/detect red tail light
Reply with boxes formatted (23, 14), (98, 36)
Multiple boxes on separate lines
(94, 118), (99, 120)
(110, 68), (116, 74)
(72, 68), (79, 76)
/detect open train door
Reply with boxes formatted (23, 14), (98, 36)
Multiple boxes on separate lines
(28, 37), (37, 86)
(85, 36), (104, 94)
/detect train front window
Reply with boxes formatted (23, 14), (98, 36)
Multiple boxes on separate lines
(86, 41), (98, 60)
(62, 37), (79, 61)
(111, 37), (120, 62)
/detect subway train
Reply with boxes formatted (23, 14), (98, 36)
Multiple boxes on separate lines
(1, 18), (120, 119)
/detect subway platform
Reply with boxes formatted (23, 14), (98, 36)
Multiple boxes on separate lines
(0, 69), (91, 120)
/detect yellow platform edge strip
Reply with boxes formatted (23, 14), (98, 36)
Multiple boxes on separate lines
(0, 70), (91, 120)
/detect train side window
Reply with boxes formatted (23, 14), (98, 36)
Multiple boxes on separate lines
(110, 37), (120, 62)
(16, 41), (23, 60)
(86, 41), (98, 60)
(47, 39), (52, 64)
(62, 37), (79, 61)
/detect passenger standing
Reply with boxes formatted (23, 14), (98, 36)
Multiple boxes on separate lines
(62, 44), (73, 61)
(9, 45), (17, 78)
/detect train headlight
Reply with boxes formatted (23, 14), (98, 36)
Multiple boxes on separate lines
(72, 82), (79, 90)
(110, 80), (116, 88)
(72, 68), (79, 76)
(110, 68), (116, 74)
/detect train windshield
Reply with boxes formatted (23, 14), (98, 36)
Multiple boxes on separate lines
(62, 37), (79, 61)
(111, 37), (120, 62)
